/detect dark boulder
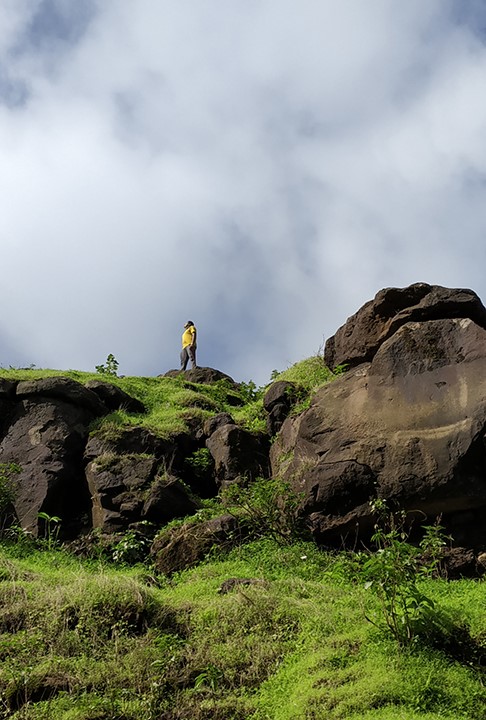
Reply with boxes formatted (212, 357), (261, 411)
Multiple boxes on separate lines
(84, 379), (145, 414)
(85, 426), (199, 481)
(0, 398), (93, 536)
(164, 367), (236, 384)
(0, 379), (16, 398)
(142, 474), (200, 522)
(16, 377), (107, 416)
(324, 283), (486, 370)
(273, 289), (486, 550)
(264, 381), (299, 435)
(86, 454), (198, 532)
(202, 412), (235, 438)
(206, 425), (270, 488)
(151, 514), (248, 575)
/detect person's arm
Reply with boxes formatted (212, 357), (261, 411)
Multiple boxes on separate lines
(191, 328), (197, 345)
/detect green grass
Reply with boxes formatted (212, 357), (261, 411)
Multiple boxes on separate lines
(0, 540), (484, 720)
(0, 368), (263, 438)
(0, 357), (340, 439)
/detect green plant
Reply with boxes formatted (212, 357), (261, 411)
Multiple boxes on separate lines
(238, 380), (264, 403)
(185, 448), (213, 477)
(37, 512), (62, 550)
(193, 663), (224, 692)
(0, 462), (20, 515)
(362, 499), (445, 647)
(221, 477), (307, 545)
(111, 529), (152, 564)
(95, 353), (119, 377)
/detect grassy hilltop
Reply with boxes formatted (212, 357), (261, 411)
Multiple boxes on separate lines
(0, 359), (485, 719)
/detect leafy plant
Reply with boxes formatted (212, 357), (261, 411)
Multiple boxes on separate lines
(362, 499), (447, 646)
(221, 477), (307, 545)
(111, 529), (152, 564)
(95, 353), (119, 377)
(37, 511), (62, 550)
(193, 663), (223, 692)
(0, 462), (20, 512)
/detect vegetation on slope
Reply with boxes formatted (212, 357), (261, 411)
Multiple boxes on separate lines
(0, 358), (485, 718)
(0, 539), (485, 720)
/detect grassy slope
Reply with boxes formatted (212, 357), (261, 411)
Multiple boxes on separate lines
(0, 360), (485, 718)
(0, 541), (485, 720)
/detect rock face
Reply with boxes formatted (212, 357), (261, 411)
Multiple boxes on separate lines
(0, 379), (105, 536)
(272, 284), (486, 549)
(263, 381), (299, 435)
(324, 283), (486, 370)
(0, 373), (267, 541)
(206, 424), (270, 488)
(151, 514), (248, 575)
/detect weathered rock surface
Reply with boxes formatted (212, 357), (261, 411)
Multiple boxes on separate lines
(263, 380), (299, 435)
(151, 514), (248, 575)
(16, 377), (107, 416)
(84, 379), (145, 413)
(163, 367), (236, 384)
(206, 425), (270, 488)
(0, 398), (94, 535)
(273, 288), (486, 550)
(0, 377), (147, 536)
(87, 454), (198, 532)
(324, 283), (486, 370)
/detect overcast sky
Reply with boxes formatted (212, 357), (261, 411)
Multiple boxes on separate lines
(2, 0), (486, 384)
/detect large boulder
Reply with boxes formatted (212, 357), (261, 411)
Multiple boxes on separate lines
(0, 399), (94, 536)
(264, 381), (299, 435)
(206, 425), (270, 488)
(164, 367), (236, 384)
(84, 379), (145, 414)
(0, 377), (148, 537)
(16, 376), (107, 416)
(324, 283), (486, 370)
(273, 287), (486, 550)
(151, 514), (248, 574)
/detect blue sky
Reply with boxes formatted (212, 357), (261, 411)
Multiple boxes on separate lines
(1, 0), (486, 384)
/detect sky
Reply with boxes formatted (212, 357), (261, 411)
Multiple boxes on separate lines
(2, 0), (486, 384)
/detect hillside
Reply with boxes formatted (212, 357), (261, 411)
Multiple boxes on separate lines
(1, 282), (486, 718)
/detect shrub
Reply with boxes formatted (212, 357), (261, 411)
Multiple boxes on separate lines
(221, 477), (308, 545)
(362, 499), (448, 647)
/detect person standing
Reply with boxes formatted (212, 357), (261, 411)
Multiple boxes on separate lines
(180, 320), (197, 370)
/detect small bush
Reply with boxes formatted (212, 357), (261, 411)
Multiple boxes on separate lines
(221, 477), (308, 545)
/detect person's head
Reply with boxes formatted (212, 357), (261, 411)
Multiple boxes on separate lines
(184, 320), (194, 328)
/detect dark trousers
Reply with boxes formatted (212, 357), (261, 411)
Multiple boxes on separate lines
(180, 345), (197, 370)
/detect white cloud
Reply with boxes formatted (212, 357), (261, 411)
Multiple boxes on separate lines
(1, 0), (486, 383)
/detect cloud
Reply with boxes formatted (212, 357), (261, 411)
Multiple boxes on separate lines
(1, 0), (486, 383)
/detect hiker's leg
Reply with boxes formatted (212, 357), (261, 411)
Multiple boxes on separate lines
(180, 347), (189, 370)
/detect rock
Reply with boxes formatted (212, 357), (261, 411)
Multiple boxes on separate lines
(85, 426), (198, 478)
(324, 283), (486, 370)
(440, 547), (481, 579)
(142, 474), (200, 522)
(264, 381), (299, 435)
(151, 514), (248, 575)
(164, 367), (236, 384)
(202, 412), (235, 438)
(206, 425), (270, 488)
(84, 379), (145, 414)
(16, 377), (107, 416)
(273, 301), (486, 549)
(87, 452), (199, 532)
(0, 399), (93, 536)
(0, 379), (16, 398)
